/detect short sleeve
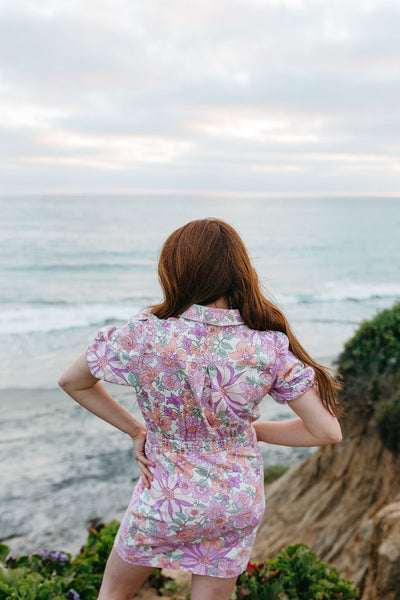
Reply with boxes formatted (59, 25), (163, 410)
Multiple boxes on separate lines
(86, 321), (144, 386)
(269, 332), (315, 404)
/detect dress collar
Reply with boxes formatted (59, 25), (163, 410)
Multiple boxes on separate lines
(180, 304), (244, 326)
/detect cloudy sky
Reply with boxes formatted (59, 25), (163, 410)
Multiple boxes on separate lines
(1, 0), (400, 195)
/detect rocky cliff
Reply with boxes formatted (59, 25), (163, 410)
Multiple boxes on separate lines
(251, 422), (400, 599)
(251, 303), (400, 599)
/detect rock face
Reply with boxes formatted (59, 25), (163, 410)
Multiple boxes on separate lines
(251, 417), (400, 599)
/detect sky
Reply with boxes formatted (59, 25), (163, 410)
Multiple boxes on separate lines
(1, 0), (400, 195)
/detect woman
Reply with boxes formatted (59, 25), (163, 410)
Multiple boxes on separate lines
(59, 218), (342, 600)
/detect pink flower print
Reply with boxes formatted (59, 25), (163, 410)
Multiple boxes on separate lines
(187, 363), (205, 395)
(148, 407), (172, 433)
(217, 558), (240, 578)
(232, 491), (250, 507)
(159, 437), (174, 452)
(206, 326), (219, 340)
(172, 524), (200, 543)
(157, 557), (181, 570)
(232, 511), (260, 529)
(156, 337), (187, 367)
(229, 341), (257, 367)
(272, 331), (288, 355)
(226, 474), (241, 489)
(211, 478), (229, 495)
(203, 537), (223, 551)
(183, 336), (192, 353)
(226, 447), (248, 466)
(168, 453), (195, 479)
(192, 323), (207, 338)
(139, 364), (159, 391)
(86, 340), (128, 383)
(120, 330), (138, 351)
(188, 506), (202, 519)
(283, 361), (298, 382)
(132, 513), (147, 530)
(191, 483), (213, 503)
(166, 392), (184, 410)
(213, 515), (227, 529)
(180, 542), (232, 576)
(125, 356), (141, 373)
(183, 416), (209, 439)
(211, 365), (246, 415)
(204, 408), (222, 428)
(161, 371), (180, 391)
(133, 532), (149, 546)
(179, 479), (191, 496)
(239, 380), (264, 403)
(151, 472), (192, 519)
(204, 499), (226, 520)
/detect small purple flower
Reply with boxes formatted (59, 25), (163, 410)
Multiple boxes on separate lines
(226, 474), (241, 489)
(51, 551), (69, 562)
(163, 406), (176, 419)
(68, 590), (80, 600)
(58, 552), (69, 563)
(166, 393), (183, 408)
(182, 336), (192, 353)
(40, 549), (68, 562)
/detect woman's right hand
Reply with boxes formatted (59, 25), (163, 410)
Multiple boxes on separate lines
(130, 429), (155, 489)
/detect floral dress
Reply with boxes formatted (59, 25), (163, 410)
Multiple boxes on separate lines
(86, 304), (315, 578)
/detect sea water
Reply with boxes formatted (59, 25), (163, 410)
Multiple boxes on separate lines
(1, 193), (399, 555)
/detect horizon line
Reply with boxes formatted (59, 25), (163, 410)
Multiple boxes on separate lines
(1, 188), (400, 198)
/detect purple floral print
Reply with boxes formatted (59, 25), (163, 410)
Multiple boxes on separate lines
(86, 304), (314, 577)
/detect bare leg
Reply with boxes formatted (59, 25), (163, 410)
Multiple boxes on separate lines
(97, 546), (155, 600)
(191, 573), (237, 600)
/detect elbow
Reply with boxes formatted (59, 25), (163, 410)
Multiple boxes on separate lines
(58, 372), (75, 393)
(58, 374), (69, 390)
(325, 431), (342, 445)
(320, 424), (343, 445)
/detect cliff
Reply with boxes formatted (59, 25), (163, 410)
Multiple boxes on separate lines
(251, 303), (400, 600)
(251, 422), (400, 598)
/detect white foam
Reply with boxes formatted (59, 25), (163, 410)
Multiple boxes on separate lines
(276, 282), (400, 305)
(1, 282), (399, 336)
(0, 303), (142, 335)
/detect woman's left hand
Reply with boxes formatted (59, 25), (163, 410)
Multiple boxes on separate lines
(131, 429), (155, 489)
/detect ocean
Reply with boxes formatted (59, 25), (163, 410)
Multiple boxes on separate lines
(1, 193), (399, 556)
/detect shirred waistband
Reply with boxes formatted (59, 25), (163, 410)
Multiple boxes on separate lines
(146, 430), (256, 455)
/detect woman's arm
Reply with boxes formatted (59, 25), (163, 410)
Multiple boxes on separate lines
(253, 387), (342, 447)
(58, 353), (154, 487)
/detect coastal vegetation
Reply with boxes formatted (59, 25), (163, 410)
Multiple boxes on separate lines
(263, 464), (289, 484)
(0, 523), (358, 600)
(337, 301), (400, 454)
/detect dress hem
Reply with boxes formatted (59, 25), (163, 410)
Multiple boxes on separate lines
(113, 543), (246, 579)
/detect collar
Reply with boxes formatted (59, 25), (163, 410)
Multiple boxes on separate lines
(180, 304), (244, 326)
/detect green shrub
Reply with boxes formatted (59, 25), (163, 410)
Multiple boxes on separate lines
(236, 544), (359, 600)
(264, 465), (289, 485)
(337, 302), (400, 379)
(0, 532), (359, 599)
(336, 302), (400, 454)
(0, 521), (177, 600)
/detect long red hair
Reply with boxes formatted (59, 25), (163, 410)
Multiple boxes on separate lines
(151, 218), (343, 417)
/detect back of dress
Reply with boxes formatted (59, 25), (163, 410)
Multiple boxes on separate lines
(86, 304), (314, 577)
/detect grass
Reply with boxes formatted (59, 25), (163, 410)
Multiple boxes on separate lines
(263, 464), (289, 485)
